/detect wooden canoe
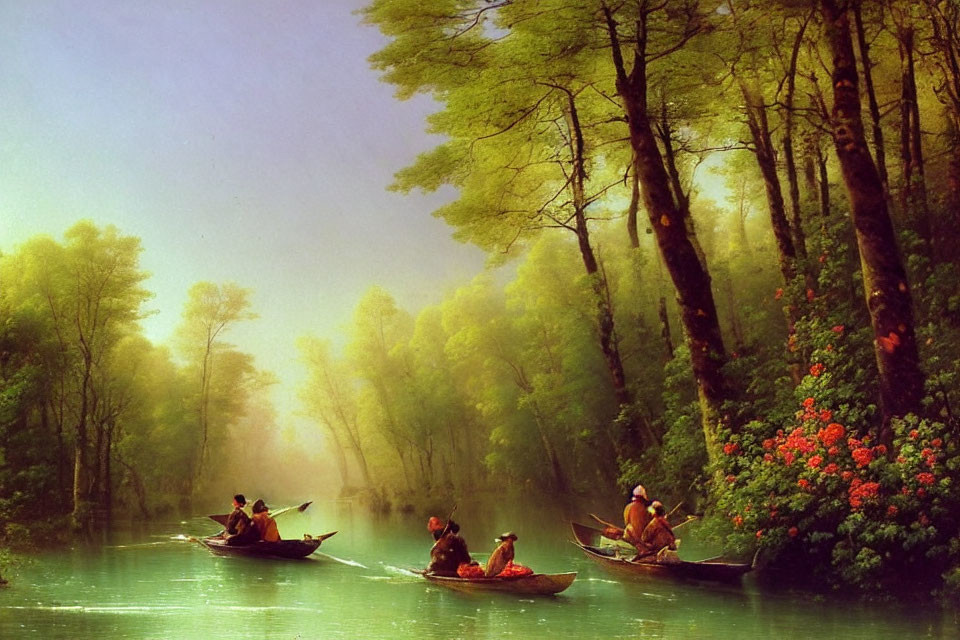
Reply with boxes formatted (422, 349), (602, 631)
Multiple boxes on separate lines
(200, 531), (337, 559)
(571, 522), (751, 583)
(417, 570), (577, 595)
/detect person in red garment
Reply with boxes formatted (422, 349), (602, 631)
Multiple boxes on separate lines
(251, 499), (280, 542)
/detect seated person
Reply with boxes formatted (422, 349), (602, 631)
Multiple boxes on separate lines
(484, 532), (517, 577)
(251, 499), (280, 542)
(224, 494), (259, 546)
(639, 501), (677, 561)
(623, 484), (653, 548)
(426, 518), (474, 576)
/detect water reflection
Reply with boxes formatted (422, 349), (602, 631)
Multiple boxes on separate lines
(0, 498), (956, 639)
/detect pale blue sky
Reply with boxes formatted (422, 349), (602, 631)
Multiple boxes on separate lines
(0, 1), (486, 420)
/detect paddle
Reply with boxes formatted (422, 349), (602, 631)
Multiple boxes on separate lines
(207, 500), (312, 526)
(430, 504), (458, 551)
(269, 501), (313, 520)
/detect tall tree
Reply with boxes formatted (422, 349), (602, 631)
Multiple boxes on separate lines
(599, 0), (729, 461)
(175, 281), (256, 491)
(819, 0), (924, 442)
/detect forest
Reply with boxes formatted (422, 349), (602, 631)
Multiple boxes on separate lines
(2, 0), (960, 599)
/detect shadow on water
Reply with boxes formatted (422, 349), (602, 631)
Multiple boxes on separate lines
(1, 497), (957, 639)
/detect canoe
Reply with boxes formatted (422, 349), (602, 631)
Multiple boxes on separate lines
(417, 570), (577, 595)
(200, 531), (337, 559)
(571, 522), (752, 583)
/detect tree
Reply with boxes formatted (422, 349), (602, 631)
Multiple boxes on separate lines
(819, 0), (924, 442)
(175, 281), (256, 491)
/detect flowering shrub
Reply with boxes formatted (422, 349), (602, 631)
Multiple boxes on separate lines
(714, 400), (960, 594)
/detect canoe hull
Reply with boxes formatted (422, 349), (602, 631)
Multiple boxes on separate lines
(421, 571), (577, 595)
(200, 534), (331, 559)
(571, 522), (751, 583)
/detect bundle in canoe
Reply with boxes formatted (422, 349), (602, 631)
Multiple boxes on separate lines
(571, 522), (752, 583)
(415, 570), (577, 596)
(200, 531), (337, 559)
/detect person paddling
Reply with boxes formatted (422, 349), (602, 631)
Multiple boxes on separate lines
(426, 517), (474, 576)
(224, 494), (258, 546)
(251, 499), (280, 542)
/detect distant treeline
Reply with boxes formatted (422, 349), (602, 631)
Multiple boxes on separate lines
(0, 222), (321, 539)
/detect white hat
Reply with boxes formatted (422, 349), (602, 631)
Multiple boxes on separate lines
(632, 484), (647, 500)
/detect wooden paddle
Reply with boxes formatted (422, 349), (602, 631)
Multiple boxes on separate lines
(431, 504), (458, 551)
(207, 500), (312, 526)
(269, 501), (313, 520)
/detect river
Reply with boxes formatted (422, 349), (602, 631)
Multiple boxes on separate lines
(1, 499), (956, 639)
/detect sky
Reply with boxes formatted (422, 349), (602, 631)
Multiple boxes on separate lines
(0, 1), (488, 424)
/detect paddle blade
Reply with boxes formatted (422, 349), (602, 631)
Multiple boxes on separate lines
(297, 501), (312, 513)
(208, 514), (229, 527)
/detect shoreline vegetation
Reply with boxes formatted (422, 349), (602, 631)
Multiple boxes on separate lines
(3, 0), (960, 604)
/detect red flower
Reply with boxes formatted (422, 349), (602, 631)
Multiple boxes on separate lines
(887, 505), (898, 517)
(763, 453), (773, 463)
(831, 325), (844, 333)
(909, 430), (919, 439)
(809, 363), (825, 377)
(852, 447), (874, 468)
(802, 397), (815, 409)
(841, 471), (854, 482)
(732, 515), (743, 527)
(917, 488), (927, 498)
(818, 423), (845, 447)
(788, 526), (799, 538)
(782, 451), (795, 466)
(819, 254), (827, 264)
(823, 463), (839, 475)
(932, 438), (943, 448)
(806, 288), (816, 302)
(848, 479), (880, 509)
(774, 288), (784, 300)
(828, 446), (839, 456)
(797, 478), (810, 489)
(897, 456), (906, 464)
(756, 529), (764, 539)
(927, 456), (937, 468)
(723, 442), (741, 456)
(919, 513), (931, 527)
(874, 444), (887, 456)
(917, 472), (935, 486)
(807, 455), (822, 469)
(762, 438), (776, 450)
(819, 409), (833, 422)
(847, 437), (861, 449)
(921, 448), (933, 458)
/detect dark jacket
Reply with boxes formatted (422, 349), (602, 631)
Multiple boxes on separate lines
(427, 532), (473, 576)
(226, 507), (251, 535)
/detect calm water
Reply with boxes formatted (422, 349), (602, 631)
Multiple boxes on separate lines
(1, 500), (955, 639)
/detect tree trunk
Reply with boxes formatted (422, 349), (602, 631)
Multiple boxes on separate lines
(627, 150), (675, 362)
(852, 0), (889, 196)
(895, 24), (932, 251)
(72, 357), (92, 533)
(602, 5), (728, 461)
(741, 80), (799, 288)
(782, 12), (812, 266)
(562, 92), (644, 457)
(817, 146), (831, 219)
(820, 0), (924, 444)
